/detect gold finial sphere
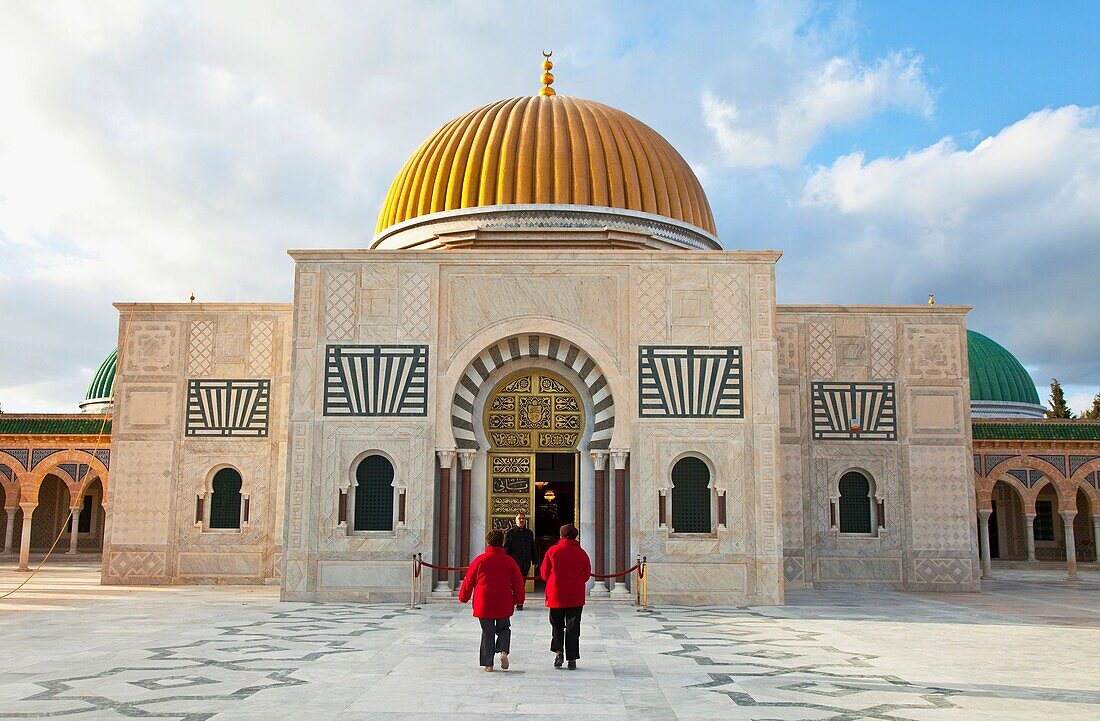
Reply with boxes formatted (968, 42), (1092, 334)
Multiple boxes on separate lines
(538, 49), (556, 96)
(927, 293), (935, 306)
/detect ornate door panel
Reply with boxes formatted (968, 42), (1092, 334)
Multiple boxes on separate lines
(488, 452), (535, 532)
(484, 371), (584, 452)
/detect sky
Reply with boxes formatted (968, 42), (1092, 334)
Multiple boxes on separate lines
(1, 0), (1099, 414)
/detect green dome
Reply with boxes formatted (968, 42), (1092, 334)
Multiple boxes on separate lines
(83, 348), (117, 405)
(967, 331), (1040, 405)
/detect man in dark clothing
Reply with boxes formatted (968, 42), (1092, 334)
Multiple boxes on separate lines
(503, 512), (536, 610)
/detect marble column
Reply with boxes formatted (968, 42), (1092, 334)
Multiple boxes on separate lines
(16, 503), (36, 572)
(977, 509), (994, 580)
(1024, 513), (1037, 562)
(590, 451), (609, 597)
(1062, 511), (1078, 581)
(434, 449), (455, 594)
(67, 506), (81, 554)
(3, 507), (16, 554)
(610, 450), (630, 597)
(456, 450), (476, 580)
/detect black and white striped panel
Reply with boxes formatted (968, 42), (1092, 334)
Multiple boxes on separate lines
(186, 379), (271, 437)
(638, 345), (743, 418)
(811, 381), (896, 441)
(324, 345), (428, 417)
(452, 334), (614, 450)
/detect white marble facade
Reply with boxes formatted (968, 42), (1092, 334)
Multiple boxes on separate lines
(102, 252), (979, 602)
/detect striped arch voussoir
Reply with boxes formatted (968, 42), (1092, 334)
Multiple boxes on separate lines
(451, 333), (615, 451)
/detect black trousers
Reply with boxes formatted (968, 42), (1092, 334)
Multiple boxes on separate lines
(479, 617), (511, 666)
(548, 606), (583, 661)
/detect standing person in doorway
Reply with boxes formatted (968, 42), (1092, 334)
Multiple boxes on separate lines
(539, 523), (591, 670)
(458, 529), (526, 672)
(503, 512), (537, 610)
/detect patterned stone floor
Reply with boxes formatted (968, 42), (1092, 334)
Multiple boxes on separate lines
(1, 560), (1098, 720)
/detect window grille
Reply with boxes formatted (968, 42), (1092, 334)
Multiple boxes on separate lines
(1034, 500), (1055, 541)
(209, 468), (243, 529)
(838, 472), (872, 534)
(354, 455), (395, 531)
(671, 457), (711, 533)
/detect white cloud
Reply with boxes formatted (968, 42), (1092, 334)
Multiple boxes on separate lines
(797, 105), (1100, 384)
(703, 52), (933, 168)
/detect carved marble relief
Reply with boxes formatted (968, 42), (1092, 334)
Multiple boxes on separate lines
(903, 324), (962, 379)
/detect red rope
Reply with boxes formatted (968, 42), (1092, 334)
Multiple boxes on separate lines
(415, 556), (468, 572)
(590, 563), (640, 580)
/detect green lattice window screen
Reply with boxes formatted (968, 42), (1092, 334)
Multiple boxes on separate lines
(671, 457), (711, 533)
(209, 468), (243, 529)
(354, 455), (395, 531)
(838, 472), (872, 533)
(1034, 500), (1055, 541)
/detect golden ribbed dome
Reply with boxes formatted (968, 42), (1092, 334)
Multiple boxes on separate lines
(375, 95), (715, 237)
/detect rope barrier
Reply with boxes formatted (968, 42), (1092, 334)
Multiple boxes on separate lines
(590, 563), (639, 580)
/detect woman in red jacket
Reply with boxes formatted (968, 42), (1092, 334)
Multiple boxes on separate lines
(539, 524), (591, 670)
(458, 528), (526, 671)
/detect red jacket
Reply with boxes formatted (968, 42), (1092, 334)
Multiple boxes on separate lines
(458, 546), (526, 618)
(540, 538), (591, 608)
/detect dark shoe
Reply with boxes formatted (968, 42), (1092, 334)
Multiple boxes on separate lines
(516, 604), (523, 611)
(568, 660), (577, 670)
(554, 652), (564, 668)
(500, 652), (509, 670)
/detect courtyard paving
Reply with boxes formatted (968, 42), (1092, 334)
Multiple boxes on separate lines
(1, 560), (1098, 720)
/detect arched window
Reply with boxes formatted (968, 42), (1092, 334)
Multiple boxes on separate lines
(209, 468), (243, 529)
(671, 457), (712, 534)
(838, 471), (873, 534)
(354, 455), (395, 531)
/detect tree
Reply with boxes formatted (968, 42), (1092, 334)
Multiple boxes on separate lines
(1046, 378), (1072, 418)
(1080, 391), (1100, 420)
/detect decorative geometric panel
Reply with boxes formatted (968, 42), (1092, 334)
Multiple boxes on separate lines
(186, 380), (270, 437)
(323, 345), (428, 417)
(1007, 469), (1045, 488)
(913, 558), (972, 584)
(188, 320), (215, 375)
(31, 448), (64, 470)
(0, 449), (30, 470)
(58, 463), (90, 483)
(811, 382), (896, 441)
(984, 454), (1013, 476)
(838, 472), (872, 534)
(639, 345), (743, 418)
(1070, 455), (1100, 477)
(671, 457), (711, 533)
(353, 455), (394, 531)
(1087, 471), (1099, 490)
(1031, 454), (1067, 476)
(77, 448), (111, 470)
(973, 454), (981, 475)
(209, 468), (243, 530)
(0, 465), (11, 482)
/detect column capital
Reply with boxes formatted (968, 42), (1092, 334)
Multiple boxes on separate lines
(611, 449), (629, 470)
(1024, 512), (1037, 518)
(457, 449), (477, 469)
(18, 502), (37, 515)
(1059, 509), (1077, 522)
(977, 508), (993, 520)
(590, 450), (609, 471)
(435, 449), (457, 469)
